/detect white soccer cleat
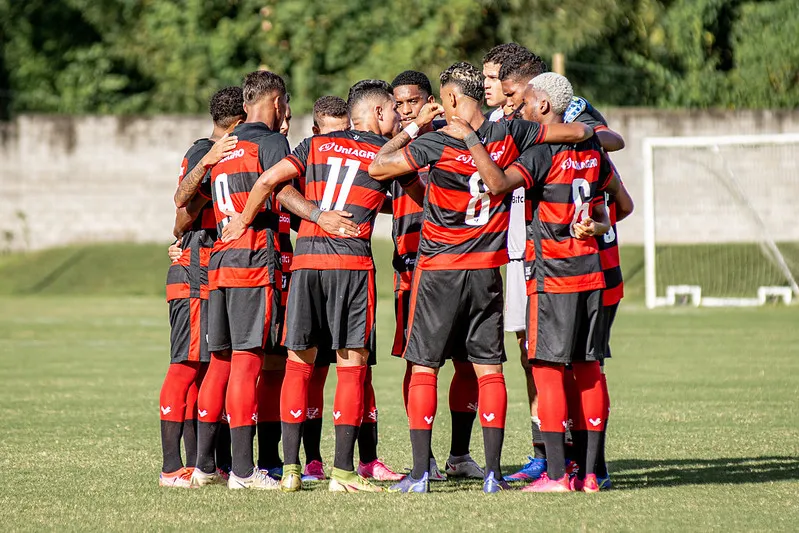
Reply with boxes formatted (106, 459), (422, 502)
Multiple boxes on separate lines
(159, 467), (194, 488)
(445, 454), (485, 479)
(190, 467), (226, 487)
(429, 457), (447, 481)
(228, 468), (281, 490)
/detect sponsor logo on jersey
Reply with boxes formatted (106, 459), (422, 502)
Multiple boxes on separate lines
(455, 149), (505, 168)
(560, 157), (598, 171)
(319, 141), (376, 160)
(218, 148), (245, 164)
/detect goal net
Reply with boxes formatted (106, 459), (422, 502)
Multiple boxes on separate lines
(643, 133), (799, 308)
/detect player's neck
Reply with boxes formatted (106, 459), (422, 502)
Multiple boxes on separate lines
(209, 125), (228, 142)
(539, 113), (564, 126)
(350, 119), (380, 136)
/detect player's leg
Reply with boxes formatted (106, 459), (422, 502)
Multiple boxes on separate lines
(463, 268), (509, 492)
(256, 353), (285, 478)
(445, 360), (483, 479)
(301, 361), (329, 481)
(183, 297), (210, 470)
(357, 365), (404, 481)
(595, 302), (618, 488)
(224, 285), (280, 490)
(280, 269), (323, 491)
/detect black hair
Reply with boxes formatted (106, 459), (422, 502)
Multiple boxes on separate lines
(313, 95), (348, 127)
(439, 62), (484, 102)
(242, 70), (287, 105)
(209, 86), (244, 128)
(498, 51), (549, 82)
(346, 79), (393, 114)
(391, 70), (433, 98)
(482, 42), (530, 66)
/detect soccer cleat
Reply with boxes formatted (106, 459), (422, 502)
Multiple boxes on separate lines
(280, 464), (303, 492)
(445, 454), (484, 479)
(580, 473), (600, 493)
(215, 468), (230, 482)
(228, 468), (280, 490)
(429, 458), (447, 481)
(301, 460), (326, 481)
(389, 472), (429, 493)
(190, 467), (226, 487)
(504, 456), (547, 482)
(483, 471), (511, 493)
(520, 472), (572, 492)
(597, 474), (612, 490)
(358, 458), (405, 481)
(328, 467), (383, 493)
(159, 467), (194, 488)
(261, 465), (283, 480)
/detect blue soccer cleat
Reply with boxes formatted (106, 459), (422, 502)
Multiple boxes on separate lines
(504, 456), (546, 482)
(389, 472), (429, 493)
(483, 471), (511, 493)
(597, 474), (612, 490)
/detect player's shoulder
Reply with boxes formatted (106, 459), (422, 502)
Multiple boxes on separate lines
(185, 137), (213, 159)
(234, 121), (285, 145)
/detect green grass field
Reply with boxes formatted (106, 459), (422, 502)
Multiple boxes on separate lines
(1, 241), (798, 531)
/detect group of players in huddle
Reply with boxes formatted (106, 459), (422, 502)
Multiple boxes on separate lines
(159, 42), (634, 494)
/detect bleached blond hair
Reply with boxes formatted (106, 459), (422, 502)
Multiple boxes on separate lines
(529, 72), (573, 116)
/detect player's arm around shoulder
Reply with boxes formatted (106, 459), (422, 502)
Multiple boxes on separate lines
(604, 167), (634, 222)
(369, 102), (443, 180)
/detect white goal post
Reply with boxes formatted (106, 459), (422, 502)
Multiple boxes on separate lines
(643, 133), (799, 309)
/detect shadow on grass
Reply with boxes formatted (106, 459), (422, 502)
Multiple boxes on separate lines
(607, 456), (799, 489)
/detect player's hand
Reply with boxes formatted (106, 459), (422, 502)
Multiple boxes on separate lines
(317, 211), (360, 237)
(413, 103), (444, 128)
(201, 133), (238, 167)
(221, 210), (246, 242)
(440, 116), (474, 140)
(572, 217), (598, 240)
(168, 240), (183, 263)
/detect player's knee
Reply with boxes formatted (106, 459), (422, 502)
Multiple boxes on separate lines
(336, 348), (369, 366)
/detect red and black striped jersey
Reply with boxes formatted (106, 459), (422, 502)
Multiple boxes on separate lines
(390, 168), (426, 290)
(401, 119), (547, 270)
(512, 136), (613, 294)
(596, 174), (623, 306)
(208, 122), (290, 288)
(166, 139), (216, 302)
(285, 130), (417, 271)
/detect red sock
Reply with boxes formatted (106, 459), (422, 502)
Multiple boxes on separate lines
(160, 361), (200, 423)
(449, 360), (478, 413)
(408, 372), (438, 430)
(402, 363), (412, 415)
(573, 361), (605, 431)
(601, 372), (610, 419)
(362, 367), (378, 423)
(226, 350), (262, 428)
(333, 366), (367, 426)
(197, 353), (230, 423)
(184, 380), (198, 420)
(306, 365), (329, 420)
(532, 365), (567, 433)
(257, 368), (285, 423)
(281, 360), (313, 424)
(477, 373), (507, 429)
(565, 367), (585, 431)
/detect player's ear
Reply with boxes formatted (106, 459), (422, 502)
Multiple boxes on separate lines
(448, 91), (457, 110)
(312, 125), (320, 135)
(541, 98), (551, 117)
(427, 94), (436, 104)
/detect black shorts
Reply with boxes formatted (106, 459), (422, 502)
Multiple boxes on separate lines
(168, 297), (210, 363)
(597, 302), (619, 361)
(282, 269), (376, 354)
(391, 287), (412, 357)
(526, 289), (604, 365)
(208, 286), (280, 352)
(404, 268), (506, 368)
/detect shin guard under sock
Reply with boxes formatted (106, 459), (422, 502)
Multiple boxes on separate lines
(195, 353), (230, 474)
(573, 361), (604, 477)
(532, 364), (568, 479)
(281, 360), (314, 466)
(449, 360), (478, 458)
(332, 366), (367, 471)
(159, 361), (199, 472)
(256, 368), (284, 469)
(182, 379), (199, 468)
(408, 372), (437, 479)
(227, 351), (262, 478)
(358, 367), (378, 464)
(477, 373), (507, 477)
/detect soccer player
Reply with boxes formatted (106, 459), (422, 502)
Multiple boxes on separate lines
(190, 70), (340, 490)
(221, 79), (427, 493)
(445, 72), (627, 493)
(390, 69), (483, 480)
(280, 93), (292, 136)
(368, 61), (592, 493)
(482, 43), (528, 121)
(159, 87), (243, 488)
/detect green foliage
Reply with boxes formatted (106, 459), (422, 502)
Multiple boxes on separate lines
(0, 0), (797, 115)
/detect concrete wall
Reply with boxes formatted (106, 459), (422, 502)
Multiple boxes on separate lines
(1, 110), (798, 251)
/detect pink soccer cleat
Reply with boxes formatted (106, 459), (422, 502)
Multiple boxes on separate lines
(575, 473), (600, 493)
(302, 460), (326, 481)
(357, 459), (405, 481)
(521, 472), (573, 492)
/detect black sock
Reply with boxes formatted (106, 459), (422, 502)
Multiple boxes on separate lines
(358, 422), (378, 464)
(531, 418), (546, 460)
(282, 421), (303, 466)
(215, 422), (232, 473)
(182, 418), (197, 468)
(196, 421), (219, 474)
(482, 426), (504, 478)
(411, 429), (432, 479)
(449, 411), (475, 457)
(256, 421), (282, 470)
(542, 431), (566, 479)
(596, 420), (609, 478)
(571, 429), (588, 479)
(302, 418), (323, 463)
(161, 420), (184, 473)
(585, 430), (601, 477)
(333, 424), (359, 472)
(230, 425), (256, 478)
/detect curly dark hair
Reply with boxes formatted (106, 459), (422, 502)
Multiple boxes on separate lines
(346, 79), (393, 113)
(391, 70), (433, 98)
(440, 62), (484, 102)
(209, 86), (244, 128)
(313, 95), (348, 127)
(498, 51), (549, 82)
(242, 70), (287, 105)
(482, 42), (530, 66)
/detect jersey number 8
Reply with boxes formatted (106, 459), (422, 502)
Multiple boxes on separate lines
(465, 172), (490, 226)
(569, 178), (591, 238)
